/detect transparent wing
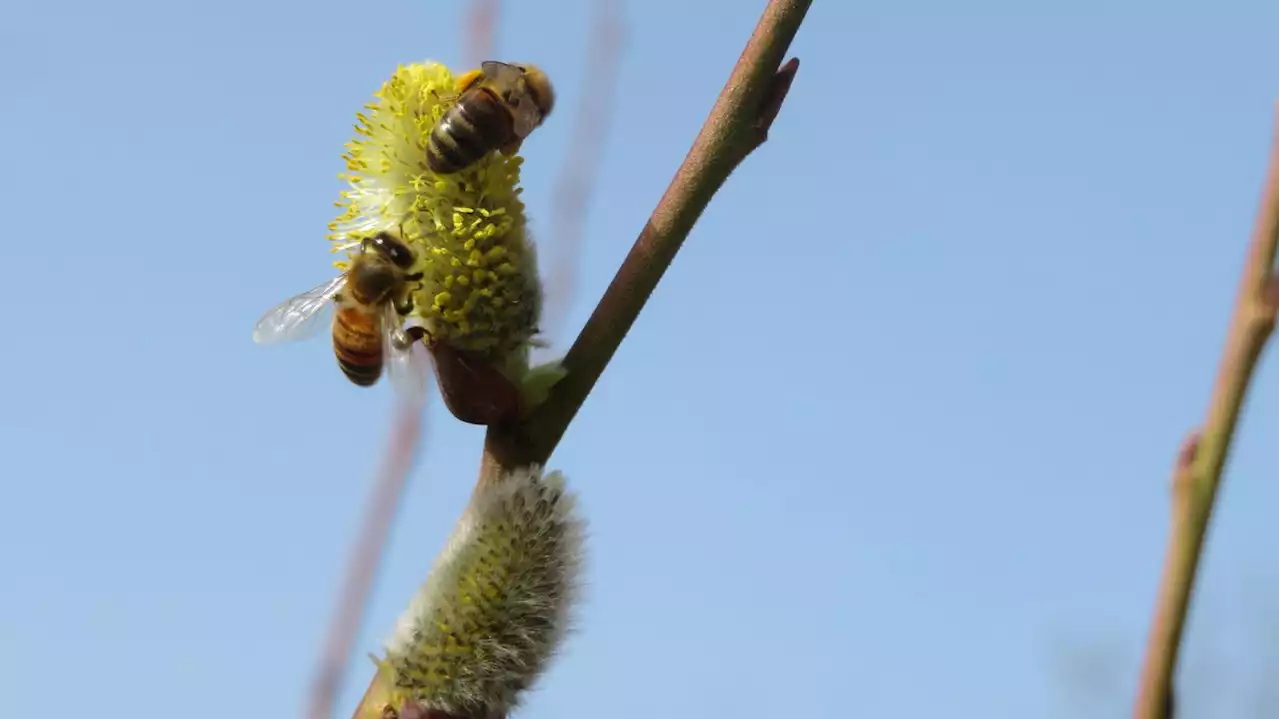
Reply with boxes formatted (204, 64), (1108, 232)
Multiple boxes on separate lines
(382, 302), (432, 405)
(510, 103), (544, 139)
(481, 61), (543, 137)
(252, 275), (346, 345)
(480, 61), (521, 84)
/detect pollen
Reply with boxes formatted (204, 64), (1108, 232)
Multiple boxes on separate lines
(328, 61), (543, 363)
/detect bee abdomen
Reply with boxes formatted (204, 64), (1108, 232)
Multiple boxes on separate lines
(337, 354), (382, 387)
(427, 90), (515, 174)
(333, 307), (383, 387)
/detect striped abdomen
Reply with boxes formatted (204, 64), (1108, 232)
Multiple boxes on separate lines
(332, 305), (383, 387)
(427, 87), (516, 174)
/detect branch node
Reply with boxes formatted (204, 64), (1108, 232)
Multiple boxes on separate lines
(1174, 431), (1200, 471)
(1170, 430), (1201, 497)
(1258, 271), (1278, 328)
(753, 56), (800, 144)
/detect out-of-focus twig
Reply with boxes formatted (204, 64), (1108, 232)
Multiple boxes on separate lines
(308, 5), (502, 717)
(538, 0), (628, 348)
(482, 0), (810, 477)
(462, 0), (500, 70)
(1132, 108), (1279, 719)
(304, 398), (427, 719)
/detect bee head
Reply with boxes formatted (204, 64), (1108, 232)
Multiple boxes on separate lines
(366, 231), (416, 269)
(514, 63), (555, 120)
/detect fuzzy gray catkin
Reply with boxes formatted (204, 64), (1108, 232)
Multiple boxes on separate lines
(353, 465), (585, 719)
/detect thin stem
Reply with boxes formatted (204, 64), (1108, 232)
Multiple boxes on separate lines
(312, 3), (501, 711)
(484, 0), (811, 475)
(304, 398), (426, 719)
(538, 0), (628, 348)
(462, 0), (500, 70)
(1132, 108), (1279, 719)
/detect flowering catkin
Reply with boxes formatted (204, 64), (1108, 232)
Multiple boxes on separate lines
(329, 61), (544, 368)
(354, 465), (585, 718)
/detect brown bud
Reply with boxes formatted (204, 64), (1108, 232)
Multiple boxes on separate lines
(415, 331), (523, 425)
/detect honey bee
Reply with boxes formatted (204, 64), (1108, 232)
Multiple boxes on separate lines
(426, 60), (556, 175)
(252, 230), (429, 398)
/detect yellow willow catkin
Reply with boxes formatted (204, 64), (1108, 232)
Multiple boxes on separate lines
(329, 61), (544, 366)
(353, 465), (585, 719)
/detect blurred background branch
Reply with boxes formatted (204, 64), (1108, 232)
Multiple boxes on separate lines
(1132, 108), (1278, 719)
(305, 399), (428, 719)
(539, 0), (627, 347)
(462, 0), (500, 70)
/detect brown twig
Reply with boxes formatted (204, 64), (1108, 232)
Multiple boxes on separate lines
(484, 0), (810, 477)
(344, 2), (810, 715)
(462, 0), (500, 70)
(1132, 108), (1279, 719)
(304, 398), (427, 719)
(539, 0), (628, 346)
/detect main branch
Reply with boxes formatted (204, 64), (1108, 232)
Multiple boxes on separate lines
(1132, 109), (1279, 719)
(482, 0), (811, 479)
(342, 2), (811, 715)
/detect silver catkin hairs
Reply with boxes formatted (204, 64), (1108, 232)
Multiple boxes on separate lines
(371, 465), (585, 718)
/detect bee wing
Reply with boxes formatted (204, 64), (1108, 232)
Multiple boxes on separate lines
(481, 61), (543, 137)
(251, 275), (346, 345)
(382, 302), (432, 404)
(480, 60), (520, 81)
(511, 106), (543, 139)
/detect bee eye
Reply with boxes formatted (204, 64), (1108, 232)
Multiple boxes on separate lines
(370, 233), (414, 268)
(387, 244), (413, 268)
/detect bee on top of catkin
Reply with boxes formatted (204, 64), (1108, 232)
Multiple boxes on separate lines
(332, 60), (566, 421)
(427, 61), (556, 175)
(328, 60), (549, 363)
(255, 60), (566, 421)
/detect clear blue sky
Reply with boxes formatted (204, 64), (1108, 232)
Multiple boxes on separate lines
(0, 1), (1274, 717)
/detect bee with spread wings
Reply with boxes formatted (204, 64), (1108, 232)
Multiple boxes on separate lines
(252, 230), (431, 402)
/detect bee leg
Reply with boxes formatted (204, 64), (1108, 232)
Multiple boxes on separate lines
(388, 323), (416, 351)
(395, 298), (414, 316)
